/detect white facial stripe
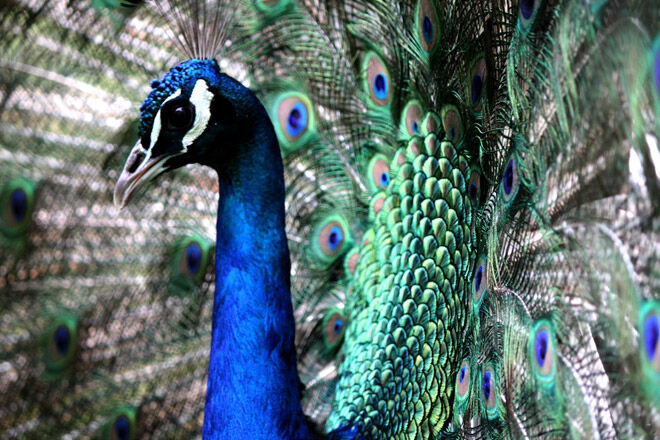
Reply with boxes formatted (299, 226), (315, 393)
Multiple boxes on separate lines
(148, 89), (182, 155)
(183, 80), (213, 148)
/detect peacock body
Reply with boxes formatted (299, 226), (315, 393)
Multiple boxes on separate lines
(1, 0), (659, 439)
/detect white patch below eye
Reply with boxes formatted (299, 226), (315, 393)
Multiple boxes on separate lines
(183, 80), (213, 148)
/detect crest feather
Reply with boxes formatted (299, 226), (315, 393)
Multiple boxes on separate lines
(149, 0), (236, 59)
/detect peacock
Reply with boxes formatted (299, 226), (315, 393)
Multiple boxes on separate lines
(1, 0), (659, 438)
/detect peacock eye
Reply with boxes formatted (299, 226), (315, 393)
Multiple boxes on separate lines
(163, 100), (195, 131)
(468, 169), (481, 206)
(639, 302), (660, 381)
(185, 242), (203, 275)
(518, 0), (541, 30)
(46, 317), (78, 372)
(323, 309), (346, 350)
(520, 0), (535, 19)
(113, 415), (131, 440)
(363, 52), (391, 108)
(472, 255), (487, 310)
(535, 329), (548, 365)
(106, 408), (137, 440)
(314, 216), (351, 263)
(641, 306), (660, 372)
(481, 365), (498, 417)
(9, 188), (27, 223)
(177, 236), (210, 279)
(468, 56), (487, 112)
(422, 16), (433, 44)
(531, 322), (555, 380)
(471, 74), (483, 105)
(482, 369), (492, 399)
(373, 74), (388, 100)
(400, 100), (423, 139)
(456, 360), (470, 402)
(441, 105), (463, 144)
(474, 264), (484, 294)
(416, 0), (439, 53)
(645, 313), (659, 361)
(380, 172), (390, 186)
(327, 225), (344, 251)
(272, 91), (314, 152)
(2, 179), (35, 234)
(503, 161), (514, 191)
(368, 155), (391, 192)
(287, 103), (307, 137)
(501, 156), (519, 202)
(170, 234), (212, 294)
(53, 325), (71, 356)
(319, 222), (344, 256)
(333, 318), (342, 333)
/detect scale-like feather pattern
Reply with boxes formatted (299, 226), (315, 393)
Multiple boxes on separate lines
(1, 0), (659, 439)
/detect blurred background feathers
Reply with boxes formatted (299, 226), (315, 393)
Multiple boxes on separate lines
(0, 0), (659, 438)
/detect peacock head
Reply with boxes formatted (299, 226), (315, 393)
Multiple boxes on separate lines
(114, 58), (257, 208)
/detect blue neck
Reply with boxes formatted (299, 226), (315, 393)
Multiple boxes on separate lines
(201, 105), (311, 440)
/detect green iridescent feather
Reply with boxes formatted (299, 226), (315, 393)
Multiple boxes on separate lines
(1, 0), (659, 438)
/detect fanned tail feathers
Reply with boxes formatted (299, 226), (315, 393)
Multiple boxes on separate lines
(1, 0), (659, 438)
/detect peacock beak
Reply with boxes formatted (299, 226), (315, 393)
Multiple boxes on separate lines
(114, 141), (182, 210)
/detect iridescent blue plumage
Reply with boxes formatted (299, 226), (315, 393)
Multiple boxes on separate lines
(129, 59), (313, 439)
(138, 59), (219, 143)
(0, 0), (659, 438)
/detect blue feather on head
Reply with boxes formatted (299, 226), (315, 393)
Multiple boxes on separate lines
(139, 59), (221, 147)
